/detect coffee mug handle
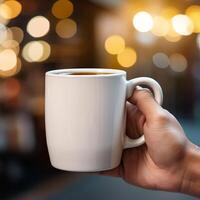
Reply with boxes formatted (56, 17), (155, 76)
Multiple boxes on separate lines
(124, 77), (163, 149)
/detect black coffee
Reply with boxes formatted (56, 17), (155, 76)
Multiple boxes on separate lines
(57, 72), (114, 75)
(69, 72), (113, 75)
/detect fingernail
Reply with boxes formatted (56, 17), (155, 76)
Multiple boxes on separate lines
(136, 85), (143, 90)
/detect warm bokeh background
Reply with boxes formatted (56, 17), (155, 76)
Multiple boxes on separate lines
(0, 0), (200, 199)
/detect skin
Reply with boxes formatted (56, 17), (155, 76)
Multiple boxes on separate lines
(101, 88), (200, 197)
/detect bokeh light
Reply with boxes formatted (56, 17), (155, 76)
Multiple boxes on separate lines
(10, 27), (24, 43)
(151, 16), (170, 37)
(153, 52), (169, 68)
(172, 14), (193, 36)
(0, 14), (9, 25)
(186, 5), (200, 33)
(27, 16), (50, 38)
(0, 49), (17, 71)
(133, 11), (153, 32)
(135, 32), (156, 45)
(165, 34), (182, 43)
(0, 0), (22, 19)
(1, 39), (20, 55)
(52, 0), (74, 19)
(37, 41), (51, 62)
(56, 19), (77, 38)
(117, 47), (137, 68)
(169, 53), (188, 72)
(23, 41), (43, 62)
(197, 34), (200, 49)
(2, 78), (21, 98)
(0, 23), (7, 43)
(22, 41), (51, 62)
(105, 35), (125, 55)
(22, 42), (32, 62)
(28, 42), (43, 62)
(164, 24), (182, 42)
(162, 7), (179, 19)
(15, 57), (22, 74)
(3, 27), (13, 41)
(0, 57), (21, 77)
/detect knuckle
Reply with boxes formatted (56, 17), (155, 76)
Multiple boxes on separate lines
(155, 110), (170, 124)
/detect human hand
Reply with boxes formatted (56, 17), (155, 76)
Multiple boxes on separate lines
(101, 88), (196, 194)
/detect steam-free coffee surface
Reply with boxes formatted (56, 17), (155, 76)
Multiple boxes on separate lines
(58, 72), (114, 75)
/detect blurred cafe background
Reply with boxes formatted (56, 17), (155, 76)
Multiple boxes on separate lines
(0, 0), (200, 199)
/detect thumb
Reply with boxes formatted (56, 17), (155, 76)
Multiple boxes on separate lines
(128, 87), (162, 121)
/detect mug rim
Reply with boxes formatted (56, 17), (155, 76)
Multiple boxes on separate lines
(46, 68), (126, 78)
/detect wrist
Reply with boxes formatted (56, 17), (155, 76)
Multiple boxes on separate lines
(180, 142), (200, 196)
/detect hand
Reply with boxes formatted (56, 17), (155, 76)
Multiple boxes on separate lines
(101, 88), (194, 193)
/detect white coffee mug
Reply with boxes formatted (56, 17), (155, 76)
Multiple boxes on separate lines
(45, 68), (163, 172)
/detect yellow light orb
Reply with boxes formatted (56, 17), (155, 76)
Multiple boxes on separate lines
(10, 26), (24, 43)
(186, 5), (200, 33)
(105, 35), (125, 55)
(52, 0), (74, 19)
(151, 16), (170, 36)
(22, 40), (51, 62)
(22, 41), (43, 62)
(133, 11), (153, 32)
(1, 39), (20, 55)
(172, 14), (193, 36)
(0, 0), (22, 19)
(117, 47), (137, 68)
(0, 49), (17, 71)
(15, 57), (22, 74)
(0, 57), (21, 77)
(22, 42), (32, 62)
(28, 41), (43, 62)
(162, 7), (179, 19)
(169, 53), (187, 72)
(0, 14), (9, 25)
(56, 19), (77, 39)
(164, 23), (182, 42)
(27, 16), (50, 38)
(165, 34), (181, 42)
(37, 41), (51, 61)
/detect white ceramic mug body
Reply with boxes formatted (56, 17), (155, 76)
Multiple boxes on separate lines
(45, 68), (163, 172)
